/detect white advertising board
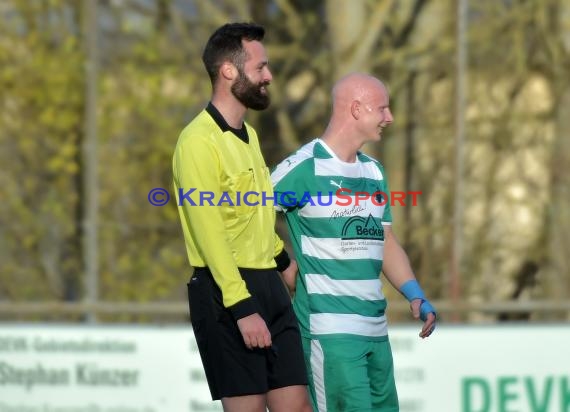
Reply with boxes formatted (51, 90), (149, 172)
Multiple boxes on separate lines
(1, 324), (569, 412)
(0, 325), (218, 412)
(391, 325), (570, 412)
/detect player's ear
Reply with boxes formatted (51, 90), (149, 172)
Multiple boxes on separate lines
(351, 100), (361, 120)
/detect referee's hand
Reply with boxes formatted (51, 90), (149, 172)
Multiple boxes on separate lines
(237, 313), (272, 349)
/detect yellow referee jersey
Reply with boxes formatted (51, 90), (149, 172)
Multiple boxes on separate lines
(173, 103), (285, 311)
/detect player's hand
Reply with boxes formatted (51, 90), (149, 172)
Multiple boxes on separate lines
(236, 313), (272, 349)
(280, 259), (298, 293)
(410, 299), (436, 339)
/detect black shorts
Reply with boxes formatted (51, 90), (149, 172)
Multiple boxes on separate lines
(187, 267), (308, 400)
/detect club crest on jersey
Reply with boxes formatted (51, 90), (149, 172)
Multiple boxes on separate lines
(341, 214), (384, 240)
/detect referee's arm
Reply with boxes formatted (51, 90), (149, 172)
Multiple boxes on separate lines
(174, 138), (256, 319)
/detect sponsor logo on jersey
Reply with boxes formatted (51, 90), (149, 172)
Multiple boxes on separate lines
(341, 214), (384, 240)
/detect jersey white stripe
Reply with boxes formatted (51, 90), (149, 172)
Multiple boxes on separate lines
(301, 235), (384, 260)
(306, 274), (384, 301)
(315, 157), (383, 180)
(298, 196), (386, 219)
(271, 141), (316, 186)
(310, 313), (388, 337)
(310, 340), (327, 412)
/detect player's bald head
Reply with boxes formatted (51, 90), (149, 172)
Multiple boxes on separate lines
(321, 72), (393, 155)
(332, 73), (387, 109)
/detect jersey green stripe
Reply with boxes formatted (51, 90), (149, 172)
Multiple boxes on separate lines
(309, 294), (387, 317)
(297, 216), (384, 239)
(299, 256), (382, 280)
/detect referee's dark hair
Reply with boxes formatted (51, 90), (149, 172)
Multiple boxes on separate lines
(202, 22), (265, 87)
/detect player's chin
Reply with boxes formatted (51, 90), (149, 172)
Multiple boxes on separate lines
(371, 132), (382, 142)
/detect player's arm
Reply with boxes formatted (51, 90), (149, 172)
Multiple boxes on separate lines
(280, 259), (298, 293)
(382, 225), (436, 338)
(273, 233), (297, 293)
(271, 158), (302, 292)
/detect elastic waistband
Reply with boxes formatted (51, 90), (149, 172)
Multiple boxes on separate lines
(192, 266), (277, 274)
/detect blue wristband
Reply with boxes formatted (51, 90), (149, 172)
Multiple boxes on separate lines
(419, 300), (436, 322)
(400, 280), (425, 302)
(400, 280), (436, 321)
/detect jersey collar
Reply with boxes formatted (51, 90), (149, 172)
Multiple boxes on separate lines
(206, 102), (250, 143)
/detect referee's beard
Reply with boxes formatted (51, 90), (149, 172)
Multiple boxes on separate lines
(231, 69), (270, 111)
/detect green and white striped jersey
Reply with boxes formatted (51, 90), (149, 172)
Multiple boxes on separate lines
(271, 138), (393, 341)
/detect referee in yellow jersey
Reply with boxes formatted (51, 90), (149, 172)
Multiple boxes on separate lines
(172, 23), (311, 412)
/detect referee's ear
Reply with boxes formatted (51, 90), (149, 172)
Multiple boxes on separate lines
(220, 61), (238, 81)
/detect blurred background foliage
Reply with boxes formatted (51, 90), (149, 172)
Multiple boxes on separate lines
(1, 0), (569, 322)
